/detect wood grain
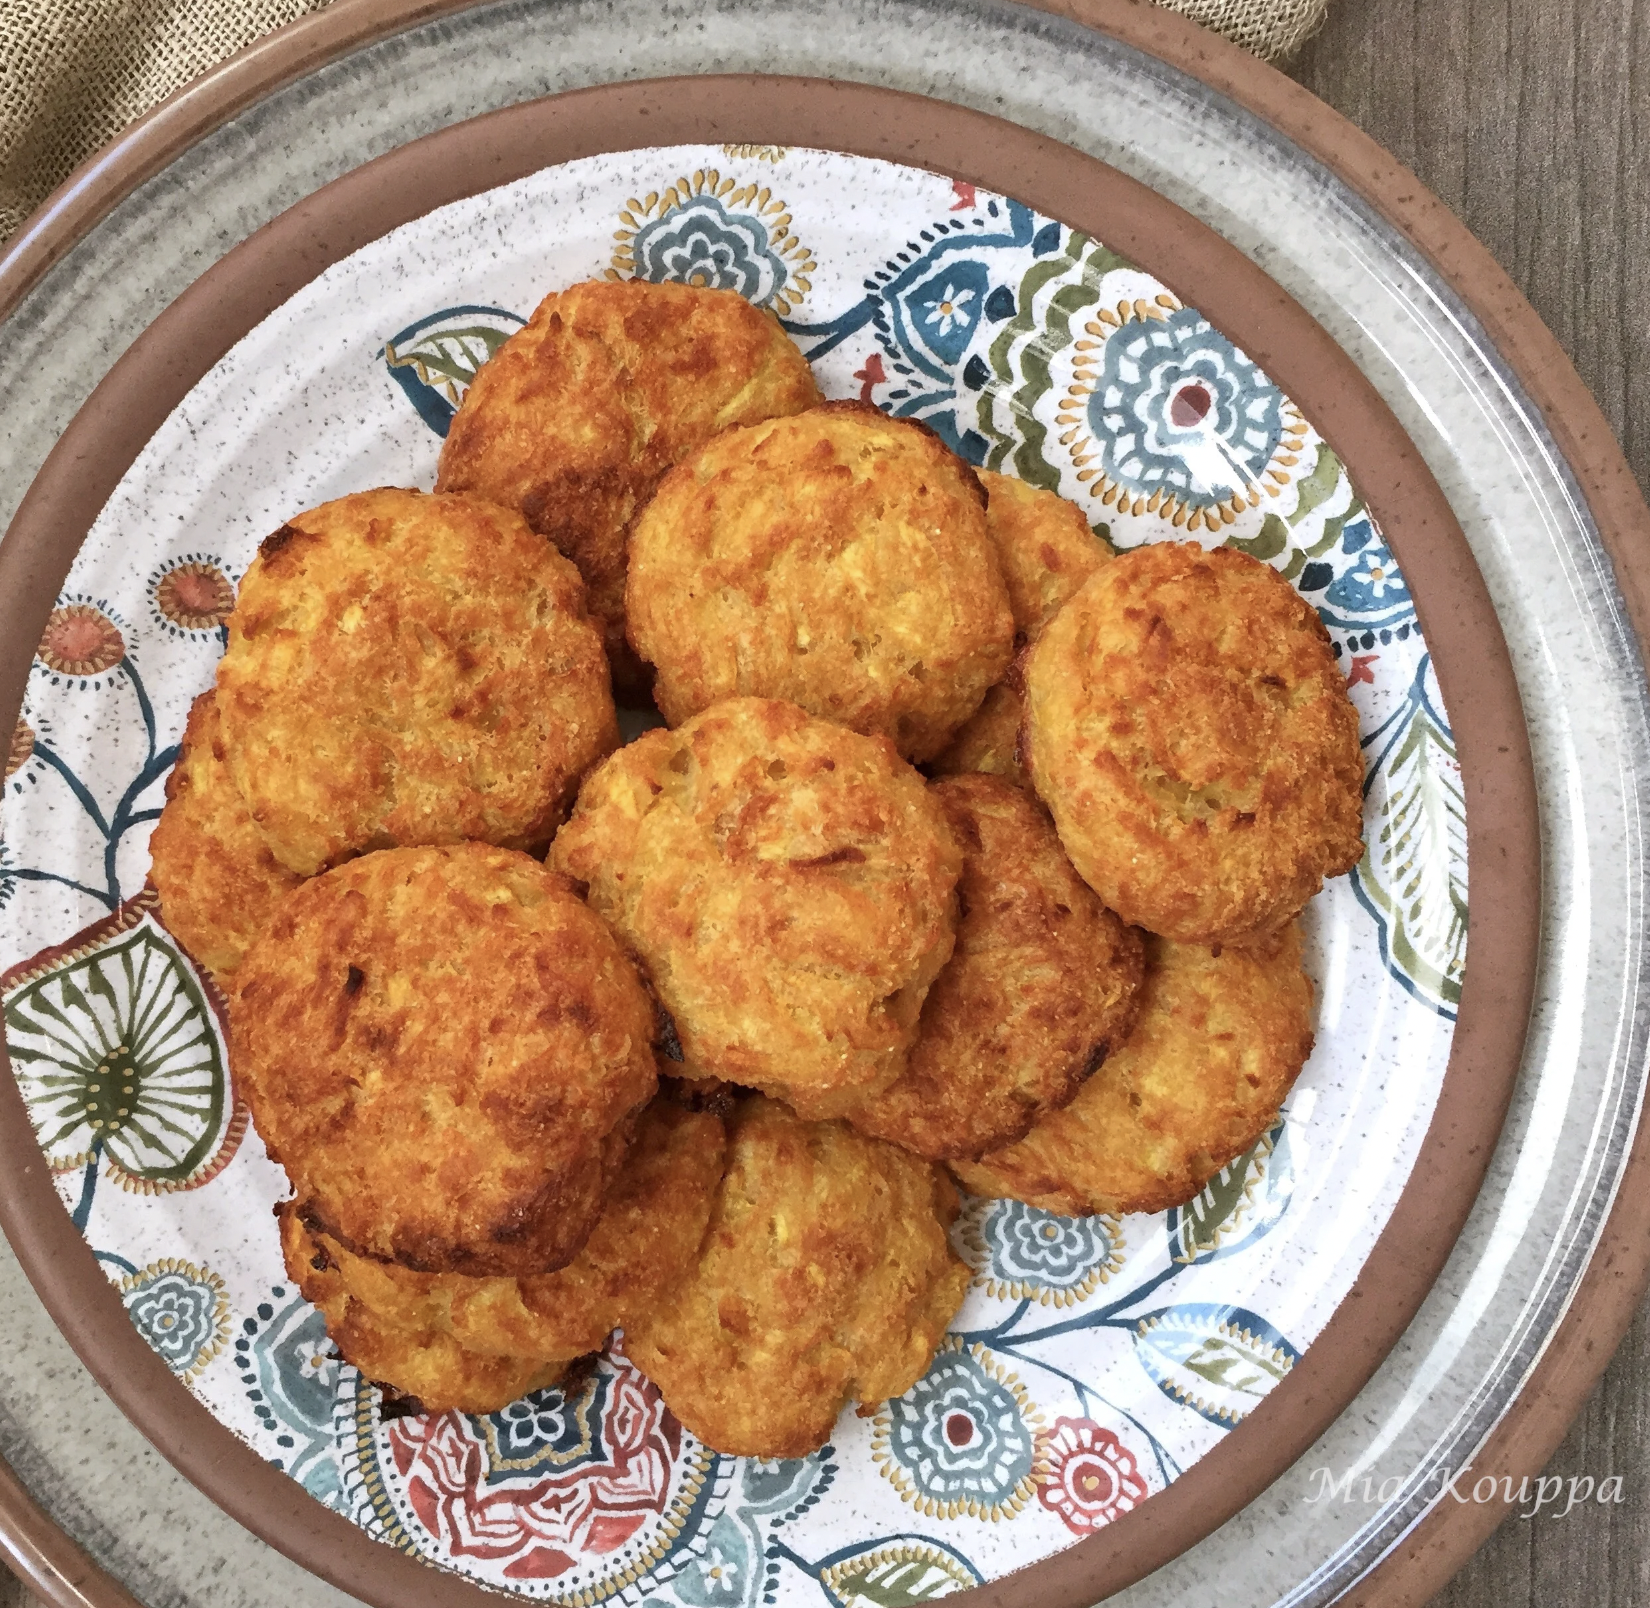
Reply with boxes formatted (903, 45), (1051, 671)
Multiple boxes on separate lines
(1292, 2), (1650, 1602)
(0, 1), (1644, 1606)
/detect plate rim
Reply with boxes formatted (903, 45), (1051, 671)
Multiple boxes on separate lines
(0, 67), (1539, 1608)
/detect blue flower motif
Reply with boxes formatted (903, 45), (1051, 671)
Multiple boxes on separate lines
(960, 1198), (1123, 1306)
(1325, 522), (1410, 609)
(1317, 516), (1415, 634)
(122, 1261), (227, 1378)
(1086, 305), (1286, 509)
(632, 194), (791, 307)
(474, 1373), (609, 1479)
(903, 260), (991, 367)
(872, 1343), (1042, 1519)
(672, 1512), (755, 1607)
(234, 1288), (346, 1507)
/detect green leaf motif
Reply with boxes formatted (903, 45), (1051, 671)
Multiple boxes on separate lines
(1285, 440), (1344, 529)
(1353, 683), (1468, 1015)
(1225, 511), (1290, 562)
(384, 323), (516, 405)
(980, 235), (1134, 488)
(1133, 1305), (1300, 1428)
(1167, 1120), (1291, 1265)
(820, 1540), (981, 1608)
(5, 917), (228, 1181)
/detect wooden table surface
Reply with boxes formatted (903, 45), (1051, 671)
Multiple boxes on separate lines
(1291, 0), (1650, 1602)
(1, 0), (1646, 1603)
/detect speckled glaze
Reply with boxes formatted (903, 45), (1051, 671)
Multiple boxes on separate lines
(0, 4), (1641, 1608)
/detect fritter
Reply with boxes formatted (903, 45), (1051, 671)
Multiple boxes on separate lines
(231, 844), (657, 1277)
(952, 922), (1314, 1215)
(930, 472), (1107, 784)
(624, 1095), (970, 1458)
(214, 486), (617, 878)
(313, 1093), (727, 1359)
(281, 1206), (566, 1414)
(148, 689), (303, 981)
(552, 698), (962, 1119)
(626, 401), (1014, 762)
(436, 279), (822, 696)
(928, 680), (1028, 786)
(1024, 542), (1363, 944)
(975, 469), (1109, 634)
(843, 774), (1144, 1160)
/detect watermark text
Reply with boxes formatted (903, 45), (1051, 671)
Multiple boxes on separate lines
(1304, 1466), (1625, 1519)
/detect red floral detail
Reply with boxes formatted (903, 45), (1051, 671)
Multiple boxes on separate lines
(854, 352), (887, 402)
(156, 562), (236, 630)
(1347, 653), (1379, 686)
(37, 604), (124, 676)
(1037, 1417), (1149, 1535)
(950, 180), (977, 210)
(387, 1366), (680, 1568)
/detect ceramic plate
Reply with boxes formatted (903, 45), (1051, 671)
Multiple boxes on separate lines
(0, 127), (1508, 1606)
(0, 5), (1641, 1608)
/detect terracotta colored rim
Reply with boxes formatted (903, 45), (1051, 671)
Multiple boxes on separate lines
(0, 0), (1635, 1601)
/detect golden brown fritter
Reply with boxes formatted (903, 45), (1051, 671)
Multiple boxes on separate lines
(928, 681), (1028, 786)
(232, 844), (657, 1277)
(975, 470), (1110, 634)
(843, 775), (1144, 1160)
(214, 487), (617, 878)
(280, 1205), (566, 1414)
(626, 402), (1014, 762)
(436, 279), (822, 696)
(1024, 543), (1363, 944)
(552, 698), (962, 1119)
(952, 923), (1314, 1215)
(147, 689), (303, 981)
(314, 1093), (727, 1359)
(930, 473), (1107, 785)
(624, 1095), (969, 1458)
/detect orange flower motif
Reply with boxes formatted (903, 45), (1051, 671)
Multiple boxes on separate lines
(155, 562), (235, 632)
(1037, 1417), (1149, 1534)
(37, 604), (124, 677)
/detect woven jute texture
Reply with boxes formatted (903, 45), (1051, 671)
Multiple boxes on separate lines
(0, 0), (1328, 250)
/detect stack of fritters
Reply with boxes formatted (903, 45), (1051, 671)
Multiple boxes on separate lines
(145, 273), (1367, 1451)
(280, 1092), (727, 1412)
(436, 278), (823, 695)
(150, 484), (619, 980)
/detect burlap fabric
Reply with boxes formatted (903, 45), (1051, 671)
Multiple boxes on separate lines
(0, 0), (1328, 250)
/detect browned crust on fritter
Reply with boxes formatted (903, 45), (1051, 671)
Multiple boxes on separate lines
(929, 474), (1107, 784)
(232, 843), (658, 1277)
(214, 487), (618, 878)
(551, 697), (963, 1118)
(280, 1205), (567, 1414)
(928, 678), (1030, 786)
(623, 1095), (970, 1458)
(626, 401), (1014, 761)
(951, 923), (1314, 1215)
(843, 774), (1144, 1159)
(435, 279), (822, 697)
(147, 689), (304, 981)
(974, 470), (1110, 634)
(313, 1095), (727, 1359)
(1024, 542), (1364, 944)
